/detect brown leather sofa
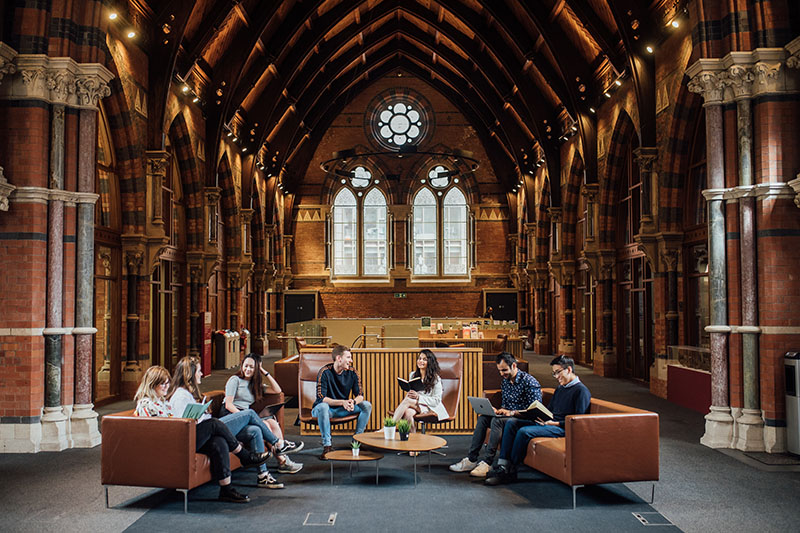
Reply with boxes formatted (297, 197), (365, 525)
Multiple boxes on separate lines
(489, 387), (659, 508)
(101, 389), (283, 513)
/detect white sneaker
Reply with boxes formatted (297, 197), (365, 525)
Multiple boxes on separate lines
(470, 461), (491, 478)
(449, 457), (478, 472)
(277, 456), (303, 474)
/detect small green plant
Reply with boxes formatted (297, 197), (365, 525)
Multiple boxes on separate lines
(396, 419), (411, 434)
(383, 416), (397, 427)
(351, 440), (361, 449)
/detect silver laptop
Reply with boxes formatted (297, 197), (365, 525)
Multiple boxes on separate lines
(468, 396), (507, 418)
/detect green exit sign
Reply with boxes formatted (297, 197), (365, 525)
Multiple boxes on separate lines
(394, 292), (407, 298)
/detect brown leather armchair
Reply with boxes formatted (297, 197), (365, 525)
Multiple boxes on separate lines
(412, 351), (462, 436)
(482, 334), (508, 362)
(298, 352), (359, 428)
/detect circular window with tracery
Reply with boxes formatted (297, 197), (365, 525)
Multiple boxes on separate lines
(367, 89), (432, 150)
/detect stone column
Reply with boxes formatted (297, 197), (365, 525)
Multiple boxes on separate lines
(188, 263), (203, 358)
(533, 270), (548, 352)
(633, 147), (659, 234)
(725, 63), (765, 451)
(41, 104), (70, 452)
(228, 271), (241, 331)
(600, 260), (614, 358)
(0, 44), (17, 211)
(558, 268), (576, 357)
(122, 250), (144, 392)
(689, 62), (734, 448)
(661, 249), (680, 347)
(71, 108), (101, 448)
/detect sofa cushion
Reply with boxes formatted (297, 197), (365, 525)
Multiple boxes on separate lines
(528, 437), (567, 483)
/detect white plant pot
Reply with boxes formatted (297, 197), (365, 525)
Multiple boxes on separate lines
(352, 448), (360, 457)
(383, 426), (396, 440)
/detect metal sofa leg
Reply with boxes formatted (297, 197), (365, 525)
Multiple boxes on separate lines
(104, 486), (109, 509)
(650, 482), (655, 504)
(572, 485), (584, 509)
(177, 489), (188, 514)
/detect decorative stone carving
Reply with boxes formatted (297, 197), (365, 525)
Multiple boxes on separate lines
(0, 54), (113, 109)
(0, 42), (18, 84)
(723, 64), (754, 100)
(687, 65), (726, 105)
(146, 151), (170, 225)
(788, 176), (800, 209)
(0, 166), (14, 211)
(125, 250), (144, 276)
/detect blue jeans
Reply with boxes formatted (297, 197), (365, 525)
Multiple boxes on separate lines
(220, 409), (280, 475)
(497, 417), (565, 467)
(311, 401), (372, 446)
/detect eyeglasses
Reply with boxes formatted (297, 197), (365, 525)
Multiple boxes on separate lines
(552, 368), (565, 378)
(159, 381), (170, 387)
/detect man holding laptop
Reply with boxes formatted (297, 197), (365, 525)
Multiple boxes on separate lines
(450, 352), (541, 478)
(485, 355), (591, 486)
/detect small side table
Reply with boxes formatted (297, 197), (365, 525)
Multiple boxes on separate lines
(325, 450), (383, 485)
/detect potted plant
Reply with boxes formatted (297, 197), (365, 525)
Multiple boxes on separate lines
(351, 440), (361, 457)
(382, 416), (397, 440)
(396, 419), (411, 441)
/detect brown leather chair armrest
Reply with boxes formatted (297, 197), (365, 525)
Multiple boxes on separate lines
(566, 412), (660, 486)
(101, 415), (196, 489)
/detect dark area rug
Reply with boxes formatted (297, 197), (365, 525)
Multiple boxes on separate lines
(122, 435), (679, 533)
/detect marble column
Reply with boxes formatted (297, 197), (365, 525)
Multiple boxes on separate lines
(41, 104), (70, 452)
(601, 263), (614, 352)
(188, 263), (203, 358)
(662, 250), (679, 347)
(123, 251), (143, 376)
(689, 65), (734, 448)
(71, 109), (101, 447)
(559, 270), (576, 356)
(633, 147), (659, 233)
(726, 65), (765, 451)
(228, 272), (241, 331)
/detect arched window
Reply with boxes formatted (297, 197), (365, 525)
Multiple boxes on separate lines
(363, 188), (388, 275)
(332, 188), (357, 276)
(411, 178), (471, 279)
(413, 187), (437, 275)
(443, 187), (467, 275)
(330, 181), (389, 279)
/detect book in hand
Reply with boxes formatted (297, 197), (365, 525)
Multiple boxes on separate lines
(181, 400), (212, 419)
(397, 376), (426, 392)
(515, 400), (554, 422)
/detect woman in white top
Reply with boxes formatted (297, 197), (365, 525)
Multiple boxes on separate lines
(392, 349), (448, 432)
(222, 353), (304, 474)
(136, 363), (267, 504)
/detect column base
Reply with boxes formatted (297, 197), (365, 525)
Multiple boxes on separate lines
(40, 407), (70, 452)
(123, 361), (144, 398)
(734, 409), (765, 452)
(70, 403), (101, 448)
(593, 347), (617, 377)
(557, 339), (575, 356)
(0, 421), (42, 453)
(763, 425), (787, 453)
(700, 405), (734, 449)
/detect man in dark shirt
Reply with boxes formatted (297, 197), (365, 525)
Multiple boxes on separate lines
(312, 344), (372, 459)
(485, 355), (591, 485)
(450, 352), (541, 478)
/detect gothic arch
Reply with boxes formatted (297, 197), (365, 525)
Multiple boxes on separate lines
(599, 110), (638, 249)
(217, 153), (242, 261)
(168, 112), (205, 250)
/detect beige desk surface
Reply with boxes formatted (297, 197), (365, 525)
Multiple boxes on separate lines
(354, 431), (447, 452)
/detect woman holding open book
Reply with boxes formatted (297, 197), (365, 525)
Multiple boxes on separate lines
(221, 353), (304, 475)
(392, 349), (449, 432)
(135, 363), (268, 504)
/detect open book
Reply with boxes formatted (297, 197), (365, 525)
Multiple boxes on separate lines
(515, 400), (554, 422)
(397, 376), (426, 392)
(181, 400), (212, 419)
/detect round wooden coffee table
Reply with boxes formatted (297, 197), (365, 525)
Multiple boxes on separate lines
(325, 449), (383, 485)
(354, 431), (447, 487)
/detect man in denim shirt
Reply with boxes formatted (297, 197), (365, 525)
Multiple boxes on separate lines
(450, 352), (542, 478)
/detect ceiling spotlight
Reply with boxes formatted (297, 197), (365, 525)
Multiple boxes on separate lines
(227, 132), (233, 137)
(242, 147), (247, 152)
(646, 45), (654, 54)
(109, 13), (118, 20)
(615, 79), (622, 86)
(267, 173), (272, 178)
(589, 107), (596, 113)
(453, 178), (459, 183)
(232, 137), (238, 142)
(604, 92), (611, 98)
(670, 19), (679, 28)
(182, 85), (190, 93)
(571, 125), (577, 132)
(126, 30), (136, 39)
(192, 97), (199, 103)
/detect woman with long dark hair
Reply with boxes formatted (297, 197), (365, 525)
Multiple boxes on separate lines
(392, 349), (448, 432)
(137, 363), (268, 504)
(222, 353), (304, 475)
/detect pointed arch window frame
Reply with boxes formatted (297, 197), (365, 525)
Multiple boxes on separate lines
(329, 185), (391, 280)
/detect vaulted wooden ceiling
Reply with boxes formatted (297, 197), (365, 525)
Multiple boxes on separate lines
(139, 0), (683, 198)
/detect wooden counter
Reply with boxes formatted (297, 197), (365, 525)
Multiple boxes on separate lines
(299, 347), (482, 436)
(418, 337), (523, 360)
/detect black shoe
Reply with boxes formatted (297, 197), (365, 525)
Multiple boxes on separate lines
(485, 465), (515, 486)
(218, 485), (250, 503)
(275, 440), (303, 455)
(238, 450), (271, 468)
(319, 445), (333, 460)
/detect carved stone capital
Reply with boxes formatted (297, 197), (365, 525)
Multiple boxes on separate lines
(787, 36), (800, 69)
(789, 175), (800, 209)
(124, 250), (144, 276)
(0, 54), (112, 109)
(204, 186), (221, 206)
(723, 64), (755, 100)
(240, 207), (254, 224)
(687, 59), (727, 105)
(0, 42), (18, 85)
(547, 206), (562, 223)
(633, 147), (659, 172)
(580, 183), (599, 203)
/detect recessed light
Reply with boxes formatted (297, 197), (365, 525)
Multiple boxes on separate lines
(232, 137), (238, 142)
(109, 13), (118, 21)
(242, 147), (247, 152)
(182, 85), (189, 93)
(227, 132), (232, 137)
(604, 92), (611, 98)
(646, 45), (654, 54)
(671, 20), (679, 28)
(589, 107), (596, 113)
(126, 30), (136, 38)
(615, 79), (622, 86)
(192, 97), (199, 103)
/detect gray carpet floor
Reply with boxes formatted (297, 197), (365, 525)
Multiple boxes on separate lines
(1, 350), (799, 532)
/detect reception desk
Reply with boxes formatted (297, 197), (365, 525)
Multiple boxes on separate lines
(418, 335), (524, 360)
(298, 347), (482, 436)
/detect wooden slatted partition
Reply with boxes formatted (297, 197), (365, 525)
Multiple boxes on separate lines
(419, 338), (523, 359)
(299, 348), (482, 436)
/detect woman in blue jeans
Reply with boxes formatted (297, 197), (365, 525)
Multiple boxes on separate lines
(170, 356), (297, 490)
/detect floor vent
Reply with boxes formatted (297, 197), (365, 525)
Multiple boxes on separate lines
(632, 512), (673, 527)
